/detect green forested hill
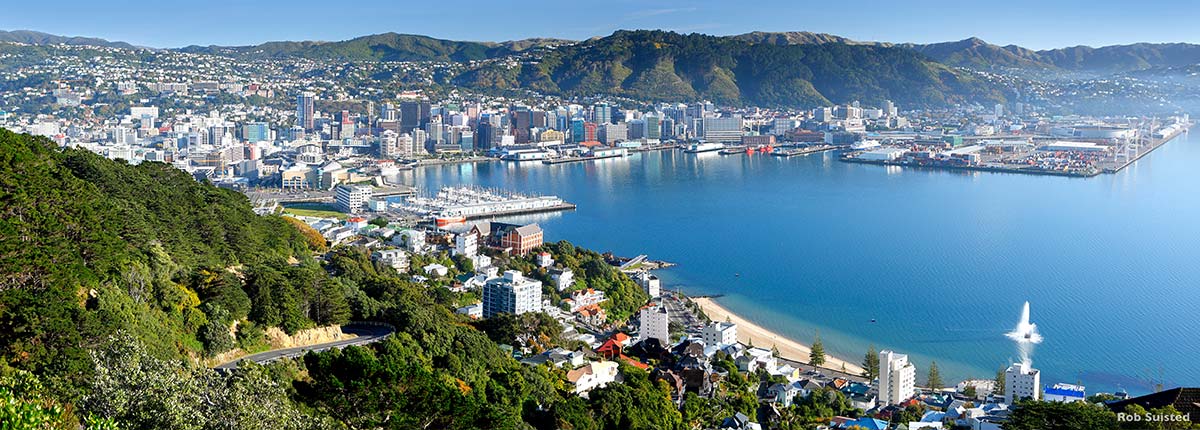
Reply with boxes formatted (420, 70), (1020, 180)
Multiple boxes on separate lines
(178, 32), (570, 62)
(0, 130), (689, 429)
(0, 128), (324, 379)
(455, 30), (1007, 108)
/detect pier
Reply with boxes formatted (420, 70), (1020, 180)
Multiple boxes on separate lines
(1100, 122), (1192, 173)
(770, 145), (837, 157)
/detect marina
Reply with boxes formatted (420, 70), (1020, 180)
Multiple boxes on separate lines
(390, 186), (575, 225)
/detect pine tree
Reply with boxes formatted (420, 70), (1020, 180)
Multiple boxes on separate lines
(809, 334), (826, 367)
(927, 361), (943, 390)
(863, 344), (880, 380)
(995, 366), (1007, 396)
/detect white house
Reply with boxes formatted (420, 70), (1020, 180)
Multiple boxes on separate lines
(423, 263), (449, 277)
(550, 268), (574, 291)
(736, 347), (777, 373)
(456, 303), (483, 319)
(536, 252), (554, 268)
(370, 249), (409, 271)
(566, 361), (620, 398)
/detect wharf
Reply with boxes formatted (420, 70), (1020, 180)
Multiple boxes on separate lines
(1102, 122), (1192, 173)
(542, 154), (625, 164)
(771, 145), (837, 157)
(461, 202), (576, 220)
(840, 157), (1098, 177)
(718, 145), (748, 155)
(628, 143), (681, 153)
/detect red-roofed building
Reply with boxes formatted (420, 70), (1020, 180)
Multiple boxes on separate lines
(596, 339), (623, 360)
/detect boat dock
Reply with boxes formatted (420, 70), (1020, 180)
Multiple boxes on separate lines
(771, 145), (837, 157)
(542, 153), (626, 165)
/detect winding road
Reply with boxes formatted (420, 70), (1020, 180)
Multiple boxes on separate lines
(214, 323), (394, 371)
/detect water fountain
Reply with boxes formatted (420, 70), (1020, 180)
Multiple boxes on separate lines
(1004, 301), (1043, 366)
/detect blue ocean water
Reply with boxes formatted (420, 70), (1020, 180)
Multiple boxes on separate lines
(398, 133), (1199, 395)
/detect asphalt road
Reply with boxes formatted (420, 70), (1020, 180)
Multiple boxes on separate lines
(214, 323), (394, 371)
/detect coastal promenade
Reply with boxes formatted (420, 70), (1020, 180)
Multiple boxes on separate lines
(692, 297), (866, 376)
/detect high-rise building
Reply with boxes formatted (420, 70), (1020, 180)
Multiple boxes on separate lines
(379, 130), (399, 158)
(569, 118), (586, 143)
(878, 350), (916, 406)
(242, 122), (270, 143)
(884, 100), (898, 117)
(1005, 362), (1041, 404)
(644, 114), (661, 139)
(702, 117), (743, 143)
(476, 121), (497, 152)
(638, 306), (670, 345)
(591, 103), (612, 125)
(400, 101), (431, 133)
(381, 103), (397, 122)
(482, 270), (542, 318)
(994, 103), (1005, 118)
(296, 92), (315, 131)
(599, 123), (627, 144)
(584, 122), (598, 142)
(339, 110), (355, 139)
(813, 107), (832, 122)
(334, 184), (373, 213)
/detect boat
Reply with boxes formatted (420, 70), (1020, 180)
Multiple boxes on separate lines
(435, 216), (466, 227)
(684, 142), (724, 153)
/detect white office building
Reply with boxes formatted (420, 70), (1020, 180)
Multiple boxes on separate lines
(335, 184), (373, 213)
(702, 117), (744, 143)
(701, 321), (738, 347)
(1005, 362), (1041, 404)
(639, 305), (670, 345)
(879, 350), (916, 406)
(482, 270), (542, 318)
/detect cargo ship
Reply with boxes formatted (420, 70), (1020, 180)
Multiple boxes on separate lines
(684, 142), (724, 153)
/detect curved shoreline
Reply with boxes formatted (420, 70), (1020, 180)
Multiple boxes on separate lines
(692, 297), (867, 376)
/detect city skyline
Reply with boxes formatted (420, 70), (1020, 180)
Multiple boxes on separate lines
(4, 0), (1200, 50)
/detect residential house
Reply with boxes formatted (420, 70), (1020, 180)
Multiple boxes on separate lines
(566, 361), (620, 398)
(456, 303), (482, 319)
(371, 248), (409, 272)
(423, 263), (449, 277)
(562, 288), (606, 312)
(550, 268), (574, 291)
(720, 412), (762, 430)
(736, 347), (777, 373)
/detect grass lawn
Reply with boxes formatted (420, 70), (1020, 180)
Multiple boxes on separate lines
(281, 203), (347, 220)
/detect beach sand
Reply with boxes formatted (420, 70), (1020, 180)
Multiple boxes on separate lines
(692, 297), (866, 376)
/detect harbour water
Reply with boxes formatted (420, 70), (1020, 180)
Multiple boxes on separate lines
(397, 133), (1200, 395)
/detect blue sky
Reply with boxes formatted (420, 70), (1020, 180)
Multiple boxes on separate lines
(4, 0), (1198, 49)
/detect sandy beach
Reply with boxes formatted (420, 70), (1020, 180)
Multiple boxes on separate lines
(692, 297), (866, 376)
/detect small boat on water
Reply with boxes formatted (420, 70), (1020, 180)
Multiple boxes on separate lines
(685, 142), (724, 153)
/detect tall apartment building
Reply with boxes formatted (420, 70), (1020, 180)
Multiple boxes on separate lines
(638, 305), (670, 345)
(879, 350), (916, 406)
(1005, 362), (1041, 404)
(482, 270), (543, 318)
(296, 92), (315, 131)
